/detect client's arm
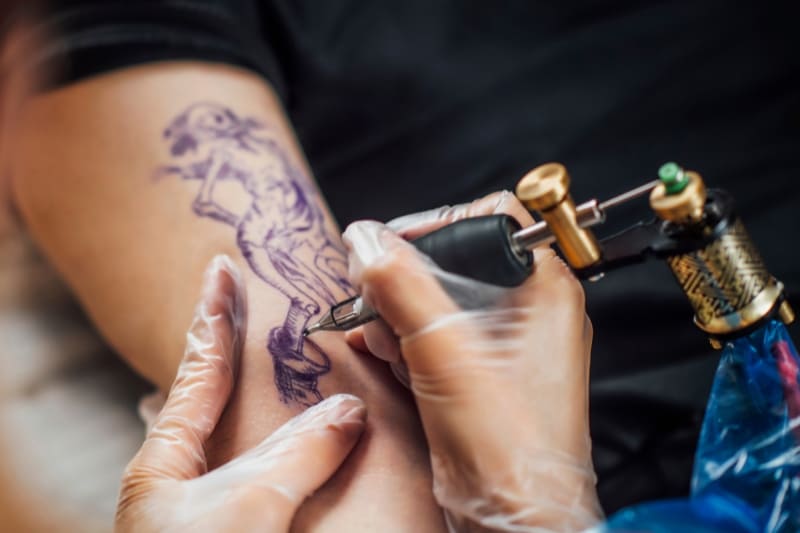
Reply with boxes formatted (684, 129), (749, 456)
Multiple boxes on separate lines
(11, 62), (444, 531)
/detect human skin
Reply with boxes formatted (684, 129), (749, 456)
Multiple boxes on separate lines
(11, 62), (445, 531)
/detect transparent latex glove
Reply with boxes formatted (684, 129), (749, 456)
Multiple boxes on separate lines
(385, 190), (534, 240)
(342, 213), (603, 532)
(349, 191), (536, 385)
(115, 255), (367, 533)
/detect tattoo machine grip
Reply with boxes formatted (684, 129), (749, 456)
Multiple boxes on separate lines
(411, 214), (534, 287)
(304, 215), (534, 335)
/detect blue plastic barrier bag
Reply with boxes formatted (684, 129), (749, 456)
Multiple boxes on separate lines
(598, 320), (800, 532)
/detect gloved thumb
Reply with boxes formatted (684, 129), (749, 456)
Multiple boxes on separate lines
(123, 254), (245, 483)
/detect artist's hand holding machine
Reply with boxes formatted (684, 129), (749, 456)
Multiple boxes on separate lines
(120, 161), (798, 532)
(318, 161), (798, 531)
(342, 199), (602, 532)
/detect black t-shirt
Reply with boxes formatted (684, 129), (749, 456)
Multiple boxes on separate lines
(35, 0), (800, 511)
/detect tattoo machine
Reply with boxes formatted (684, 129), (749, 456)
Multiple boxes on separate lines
(522, 167), (800, 530)
(305, 162), (794, 346)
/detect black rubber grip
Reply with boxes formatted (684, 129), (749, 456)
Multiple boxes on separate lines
(411, 214), (533, 287)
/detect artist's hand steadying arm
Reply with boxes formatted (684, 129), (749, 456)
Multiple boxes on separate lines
(343, 199), (603, 532)
(116, 255), (366, 533)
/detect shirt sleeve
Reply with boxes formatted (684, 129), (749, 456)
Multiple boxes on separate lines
(33, 0), (286, 99)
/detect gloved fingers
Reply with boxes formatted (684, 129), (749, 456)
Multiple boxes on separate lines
(510, 246), (587, 325)
(345, 221), (603, 530)
(344, 318), (401, 363)
(346, 221), (505, 379)
(204, 394), (366, 527)
(511, 247), (592, 383)
(387, 190), (535, 241)
(345, 320), (403, 363)
(344, 326), (369, 353)
(360, 319), (402, 363)
(126, 255), (246, 482)
(345, 326), (411, 388)
(344, 221), (459, 339)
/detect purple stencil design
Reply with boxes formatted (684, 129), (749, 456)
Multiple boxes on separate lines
(159, 102), (352, 406)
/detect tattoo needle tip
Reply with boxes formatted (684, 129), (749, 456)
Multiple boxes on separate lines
(304, 313), (338, 336)
(303, 324), (320, 337)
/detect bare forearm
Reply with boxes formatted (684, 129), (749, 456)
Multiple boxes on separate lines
(12, 63), (444, 531)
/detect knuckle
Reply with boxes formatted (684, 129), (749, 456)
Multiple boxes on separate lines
(119, 466), (135, 491)
(118, 460), (152, 497)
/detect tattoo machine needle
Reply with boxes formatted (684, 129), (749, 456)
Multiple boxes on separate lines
(303, 178), (659, 336)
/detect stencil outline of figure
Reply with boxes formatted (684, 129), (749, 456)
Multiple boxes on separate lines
(159, 102), (351, 405)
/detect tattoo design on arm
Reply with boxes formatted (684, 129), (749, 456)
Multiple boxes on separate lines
(158, 102), (352, 406)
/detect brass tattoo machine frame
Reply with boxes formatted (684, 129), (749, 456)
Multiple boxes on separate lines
(516, 162), (795, 347)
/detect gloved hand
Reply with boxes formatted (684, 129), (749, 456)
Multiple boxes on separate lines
(350, 191), (537, 386)
(115, 255), (367, 533)
(343, 193), (603, 532)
